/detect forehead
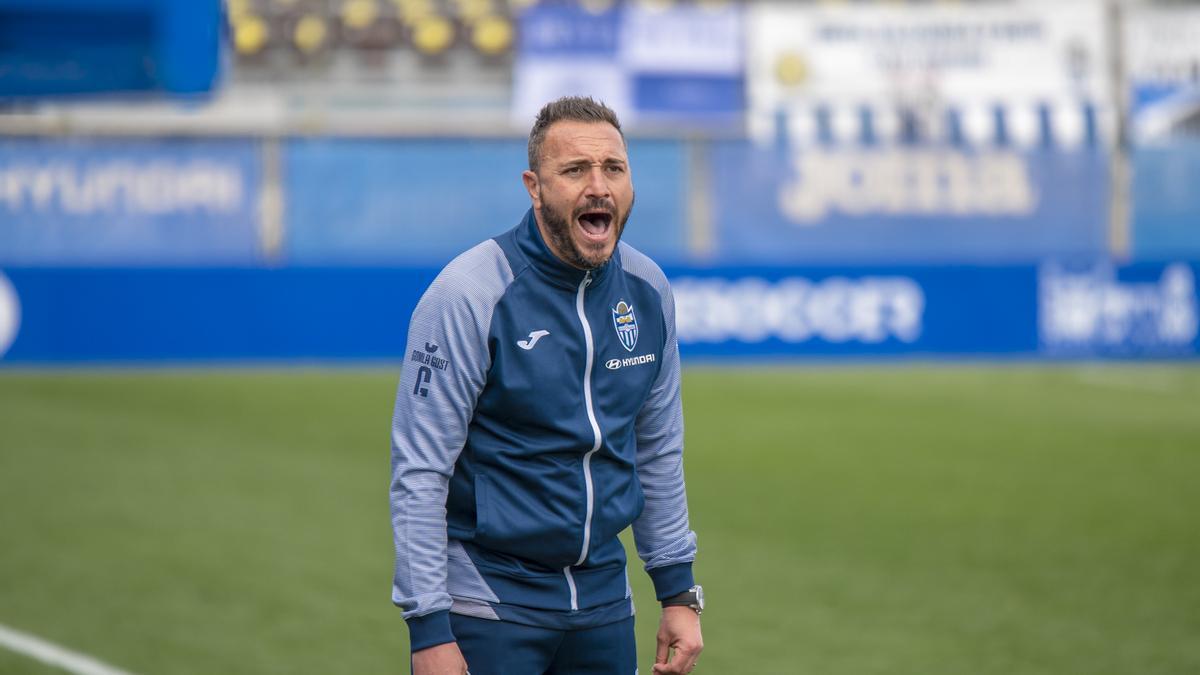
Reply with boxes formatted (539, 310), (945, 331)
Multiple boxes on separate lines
(540, 120), (626, 164)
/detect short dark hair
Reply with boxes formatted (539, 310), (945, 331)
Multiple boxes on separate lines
(527, 96), (624, 173)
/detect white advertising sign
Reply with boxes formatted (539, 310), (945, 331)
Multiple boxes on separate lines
(674, 276), (924, 345)
(619, 4), (742, 74)
(748, 1), (1109, 143)
(1123, 7), (1200, 142)
(0, 272), (20, 358)
(1040, 263), (1199, 351)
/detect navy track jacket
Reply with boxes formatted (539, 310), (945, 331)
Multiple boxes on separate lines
(390, 210), (698, 651)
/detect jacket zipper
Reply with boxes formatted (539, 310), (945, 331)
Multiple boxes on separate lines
(564, 270), (602, 611)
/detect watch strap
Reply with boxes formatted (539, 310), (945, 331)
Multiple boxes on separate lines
(661, 590), (697, 606)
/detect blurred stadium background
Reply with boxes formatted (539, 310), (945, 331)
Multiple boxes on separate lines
(1, 1), (1198, 674)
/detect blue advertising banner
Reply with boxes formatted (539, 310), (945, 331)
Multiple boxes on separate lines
(2, 262), (1195, 364)
(517, 3), (620, 57)
(0, 267), (433, 363)
(709, 141), (1110, 264)
(284, 138), (689, 265)
(668, 265), (1038, 358)
(513, 2), (743, 125)
(0, 137), (261, 265)
(1131, 141), (1200, 261)
(670, 262), (1198, 360)
(1038, 261), (1199, 358)
(619, 3), (743, 121)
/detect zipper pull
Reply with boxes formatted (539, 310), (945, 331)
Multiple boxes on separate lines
(583, 271), (592, 287)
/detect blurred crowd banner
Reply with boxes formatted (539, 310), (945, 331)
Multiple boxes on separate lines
(1123, 6), (1200, 146)
(285, 138), (689, 265)
(513, 1), (743, 126)
(0, 138), (261, 265)
(709, 142), (1109, 264)
(1, 262), (1195, 364)
(748, 1), (1109, 149)
(1122, 7), (1200, 263)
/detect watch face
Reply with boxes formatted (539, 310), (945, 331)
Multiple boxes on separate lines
(693, 585), (705, 610)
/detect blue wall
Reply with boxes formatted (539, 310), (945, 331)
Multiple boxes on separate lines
(1, 136), (1134, 269)
(1132, 140), (1200, 261)
(284, 137), (689, 265)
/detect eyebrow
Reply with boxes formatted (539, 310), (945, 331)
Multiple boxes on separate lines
(559, 157), (627, 169)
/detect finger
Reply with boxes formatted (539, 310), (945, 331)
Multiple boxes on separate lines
(651, 661), (686, 675)
(654, 652), (694, 675)
(655, 636), (670, 665)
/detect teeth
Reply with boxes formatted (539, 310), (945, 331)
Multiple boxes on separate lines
(579, 214), (609, 235)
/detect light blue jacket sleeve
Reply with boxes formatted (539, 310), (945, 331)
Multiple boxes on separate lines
(390, 240), (511, 650)
(622, 244), (699, 599)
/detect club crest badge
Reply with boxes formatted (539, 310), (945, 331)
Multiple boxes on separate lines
(612, 300), (638, 352)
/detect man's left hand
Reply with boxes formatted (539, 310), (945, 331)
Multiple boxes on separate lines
(652, 605), (703, 674)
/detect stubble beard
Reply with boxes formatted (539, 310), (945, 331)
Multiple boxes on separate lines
(538, 192), (635, 270)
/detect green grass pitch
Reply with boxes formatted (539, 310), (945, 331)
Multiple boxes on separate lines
(1, 365), (1198, 674)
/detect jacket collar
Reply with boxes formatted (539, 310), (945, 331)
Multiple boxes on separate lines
(515, 208), (618, 290)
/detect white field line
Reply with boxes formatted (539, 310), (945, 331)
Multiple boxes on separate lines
(1072, 367), (1183, 394)
(0, 623), (138, 675)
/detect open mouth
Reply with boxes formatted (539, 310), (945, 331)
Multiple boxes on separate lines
(576, 210), (614, 240)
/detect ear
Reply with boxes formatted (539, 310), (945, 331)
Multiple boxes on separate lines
(522, 170), (541, 208)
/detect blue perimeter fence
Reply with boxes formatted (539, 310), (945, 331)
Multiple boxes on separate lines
(0, 262), (1196, 363)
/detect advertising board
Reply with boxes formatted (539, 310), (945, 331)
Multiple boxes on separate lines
(709, 141), (1109, 264)
(513, 2), (743, 126)
(0, 271), (18, 359)
(670, 265), (1034, 358)
(3, 262), (1194, 364)
(1123, 6), (1200, 143)
(0, 267), (431, 363)
(1039, 262), (1199, 357)
(0, 138), (261, 265)
(747, 1), (1109, 148)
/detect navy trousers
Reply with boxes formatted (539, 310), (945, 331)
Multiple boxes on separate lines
(450, 613), (637, 675)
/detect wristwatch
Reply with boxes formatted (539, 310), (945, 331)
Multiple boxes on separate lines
(661, 585), (704, 615)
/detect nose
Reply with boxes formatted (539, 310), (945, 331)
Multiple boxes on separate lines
(584, 165), (610, 199)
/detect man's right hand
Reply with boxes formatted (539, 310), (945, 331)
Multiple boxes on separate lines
(412, 642), (468, 675)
